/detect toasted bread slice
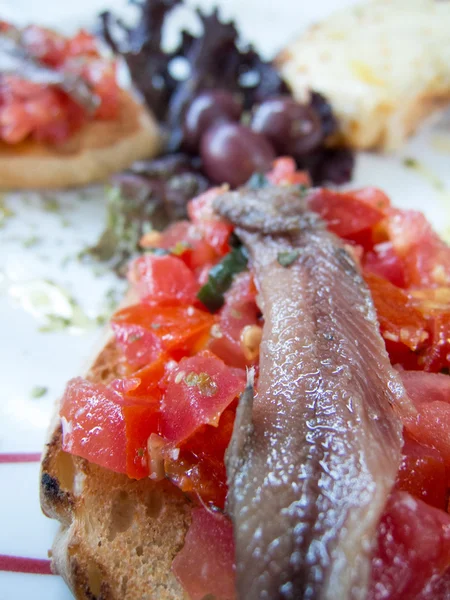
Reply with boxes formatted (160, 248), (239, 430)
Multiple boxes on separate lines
(276, 0), (450, 151)
(40, 318), (190, 599)
(0, 90), (160, 190)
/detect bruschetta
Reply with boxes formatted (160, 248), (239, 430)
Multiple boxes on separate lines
(41, 159), (450, 599)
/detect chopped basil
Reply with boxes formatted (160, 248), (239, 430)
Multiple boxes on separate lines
(247, 172), (269, 189)
(197, 246), (248, 312)
(31, 385), (48, 398)
(277, 250), (301, 267)
(145, 247), (170, 256)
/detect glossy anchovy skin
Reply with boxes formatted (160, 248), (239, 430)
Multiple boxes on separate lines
(215, 187), (407, 600)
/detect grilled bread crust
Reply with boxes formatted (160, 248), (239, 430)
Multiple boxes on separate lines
(40, 335), (191, 600)
(0, 90), (160, 190)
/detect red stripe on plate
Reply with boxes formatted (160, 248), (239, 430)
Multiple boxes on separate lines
(0, 555), (53, 575)
(0, 453), (41, 464)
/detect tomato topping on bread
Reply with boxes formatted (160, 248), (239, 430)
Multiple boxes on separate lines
(41, 159), (450, 598)
(0, 20), (160, 189)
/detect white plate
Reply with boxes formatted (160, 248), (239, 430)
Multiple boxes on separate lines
(0, 1), (449, 598)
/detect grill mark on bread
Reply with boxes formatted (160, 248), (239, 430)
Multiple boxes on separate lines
(41, 472), (67, 505)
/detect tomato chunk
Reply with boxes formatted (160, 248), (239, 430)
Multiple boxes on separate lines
(369, 491), (450, 600)
(124, 402), (160, 479)
(364, 272), (429, 359)
(395, 432), (448, 510)
(209, 272), (260, 367)
(307, 188), (388, 248)
(363, 242), (406, 288)
(172, 508), (236, 600)
(421, 311), (450, 372)
(129, 254), (199, 305)
(165, 408), (236, 508)
(188, 187), (228, 223)
(160, 353), (245, 445)
(267, 156), (311, 186)
(112, 304), (215, 368)
(0, 22), (119, 145)
(60, 378), (126, 473)
(400, 371), (450, 465)
(386, 210), (450, 288)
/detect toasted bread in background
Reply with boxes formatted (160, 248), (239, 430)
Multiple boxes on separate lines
(0, 90), (160, 190)
(40, 295), (190, 599)
(276, 0), (450, 151)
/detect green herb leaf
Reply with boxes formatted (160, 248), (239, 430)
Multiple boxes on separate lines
(0, 196), (14, 228)
(403, 157), (418, 169)
(277, 250), (300, 267)
(42, 195), (60, 213)
(197, 246), (248, 312)
(23, 235), (41, 248)
(31, 386), (48, 398)
(247, 172), (269, 189)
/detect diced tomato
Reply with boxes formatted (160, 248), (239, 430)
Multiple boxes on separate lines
(112, 304), (215, 367)
(129, 254), (199, 305)
(401, 370), (450, 407)
(60, 377), (163, 480)
(80, 59), (119, 120)
(123, 353), (170, 397)
(31, 90), (85, 144)
(400, 370), (450, 464)
(417, 568), (450, 599)
(0, 22), (119, 145)
(123, 402), (160, 479)
(158, 221), (220, 274)
(386, 210), (450, 288)
(307, 188), (388, 249)
(169, 408), (236, 507)
(21, 25), (68, 67)
(158, 221), (191, 249)
(172, 507), (236, 600)
(188, 187), (228, 223)
(109, 377), (139, 394)
(165, 212), (233, 259)
(395, 432), (448, 510)
(160, 352), (245, 445)
(369, 491), (450, 600)
(59, 173), (450, 597)
(209, 272), (260, 367)
(60, 378), (126, 473)
(197, 220), (233, 256)
(66, 29), (98, 57)
(420, 311), (450, 372)
(350, 187), (391, 212)
(364, 272), (429, 359)
(363, 242), (406, 288)
(267, 156), (311, 186)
